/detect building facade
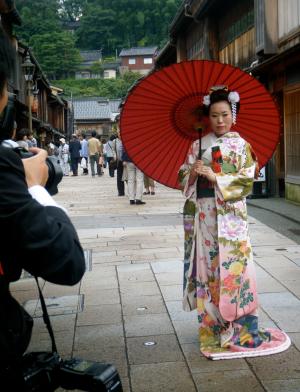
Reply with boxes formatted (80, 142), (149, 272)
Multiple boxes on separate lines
(156, 0), (300, 204)
(119, 46), (158, 75)
(73, 97), (121, 137)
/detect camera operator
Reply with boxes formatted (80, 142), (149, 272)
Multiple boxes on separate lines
(0, 28), (85, 388)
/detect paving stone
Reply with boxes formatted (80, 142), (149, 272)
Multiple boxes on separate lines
(255, 265), (286, 293)
(288, 332), (300, 351)
(160, 285), (183, 301)
(259, 292), (300, 332)
(246, 346), (300, 380)
(166, 301), (197, 322)
(74, 324), (124, 351)
(118, 263), (151, 272)
(120, 281), (160, 297)
(127, 334), (184, 365)
(118, 269), (155, 284)
(81, 275), (119, 290)
(33, 314), (76, 333)
(262, 379), (300, 391)
(42, 282), (80, 297)
(28, 330), (74, 357)
(181, 342), (248, 373)
(13, 289), (39, 304)
(81, 288), (120, 305)
(172, 319), (199, 344)
(192, 369), (265, 392)
(151, 260), (182, 273)
(77, 304), (122, 325)
(24, 294), (83, 317)
(156, 271), (182, 285)
(122, 295), (167, 316)
(131, 362), (196, 392)
(124, 313), (174, 337)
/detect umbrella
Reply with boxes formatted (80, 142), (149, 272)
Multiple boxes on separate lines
(121, 60), (280, 189)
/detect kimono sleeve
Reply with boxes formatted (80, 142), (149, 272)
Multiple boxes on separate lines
(178, 141), (198, 199)
(215, 142), (257, 202)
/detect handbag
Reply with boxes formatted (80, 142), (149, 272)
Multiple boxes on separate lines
(109, 159), (117, 171)
(80, 157), (87, 169)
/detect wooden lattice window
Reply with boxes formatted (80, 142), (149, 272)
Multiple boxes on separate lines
(284, 86), (300, 183)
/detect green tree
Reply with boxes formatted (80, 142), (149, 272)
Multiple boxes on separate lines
(76, 5), (116, 53)
(30, 31), (81, 79)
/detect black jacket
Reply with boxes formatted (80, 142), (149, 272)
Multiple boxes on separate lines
(0, 146), (85, 363)
(69, 139), (81, 159)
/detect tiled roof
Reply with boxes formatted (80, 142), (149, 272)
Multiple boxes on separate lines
(119, 46), (158, 57)
(73, 97), (121, 120)
(80, 50), (102, 62)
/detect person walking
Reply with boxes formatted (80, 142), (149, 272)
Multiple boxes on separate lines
(143, 175), (155, 195)
(80, 134), (89, 175)
(58, 137), (69, 176)
(178, 86), (290, 360)
(88, 130), (102, 177)
(15, 128), (29, 151)
(122, 146), (145, 205)
(106, 135), (116, 177)
(114, 116), (125, 196)
(69, 134), (81, 176)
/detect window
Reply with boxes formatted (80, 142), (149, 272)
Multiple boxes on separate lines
(128, 58), (136, 65)
(103, 70), (110, 78)
(144, 57), (153, 64)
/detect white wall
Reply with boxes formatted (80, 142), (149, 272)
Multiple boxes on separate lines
(278, 0), (300, 39)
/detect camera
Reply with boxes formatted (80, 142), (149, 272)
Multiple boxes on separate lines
(16, 148), (63, 196)
(0, 93), (63, 195)
(22, 351), (123, 392)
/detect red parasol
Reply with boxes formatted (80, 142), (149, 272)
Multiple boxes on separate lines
(121, 60), (280, 189)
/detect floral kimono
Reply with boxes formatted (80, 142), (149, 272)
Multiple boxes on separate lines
(178, 131), (290, 360)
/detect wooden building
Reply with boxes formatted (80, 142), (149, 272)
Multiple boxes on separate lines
(119, 46), (158, 75)
(156, 0), (300, 204)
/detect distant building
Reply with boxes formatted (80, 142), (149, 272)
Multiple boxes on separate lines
(119, 46), (158, 75)
(102, 61), (121, 79)
(75, 50), (102, 79)
(73, 97), (122, 136)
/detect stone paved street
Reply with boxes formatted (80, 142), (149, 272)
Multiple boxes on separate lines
(11, 170), (300, 392)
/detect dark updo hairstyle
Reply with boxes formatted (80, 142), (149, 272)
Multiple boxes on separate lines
(203, 89), (240, 116)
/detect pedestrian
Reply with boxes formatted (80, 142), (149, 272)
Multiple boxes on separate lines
(114, 115), (125, 196)
(69, 134), (81, 176)
(106, 135), (116, 177)
(27, 130), (37, 148)
(15, 128), (29, 150)
(96, 134), (104, 175)
(58, 137), (69, 176)
(143, 175), (155, 195)
(178, 86), (290, 360)
(88, 130), (102, 177)
(122, 146), (145, 205)
(80, 133), (89, 175)
(101, 138), (107, 168)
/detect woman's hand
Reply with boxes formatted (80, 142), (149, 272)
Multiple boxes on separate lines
(22, 147), (49, 188)
(197, 166), (217, 184)
(190, 160), (217, 184)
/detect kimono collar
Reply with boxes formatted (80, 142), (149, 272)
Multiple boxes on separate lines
(216, 131), (240, 140)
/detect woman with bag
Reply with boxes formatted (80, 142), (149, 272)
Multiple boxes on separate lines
(106, 135), (117, 177)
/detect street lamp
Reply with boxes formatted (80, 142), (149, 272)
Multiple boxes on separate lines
(21, 52), (35, 132)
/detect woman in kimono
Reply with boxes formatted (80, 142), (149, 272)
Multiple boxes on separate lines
(178, 86), (290, 360)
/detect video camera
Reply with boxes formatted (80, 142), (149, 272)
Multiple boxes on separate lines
(22, 352), (122, 392)
(0, 93), (63, 195)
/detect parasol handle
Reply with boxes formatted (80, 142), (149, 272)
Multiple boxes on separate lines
(198, 129), (202, 159)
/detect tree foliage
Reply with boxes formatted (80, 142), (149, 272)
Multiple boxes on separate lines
(14, 0), (181, 79)
(56, 71), (141, 99)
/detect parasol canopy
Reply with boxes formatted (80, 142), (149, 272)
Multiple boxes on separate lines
(121, 60), (280, 189)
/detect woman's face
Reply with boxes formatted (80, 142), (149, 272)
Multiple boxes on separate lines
(209, 101), (233, 136)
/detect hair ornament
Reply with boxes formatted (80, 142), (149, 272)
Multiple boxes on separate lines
(203, 95), (210, 106)
(228, 91), (240, 104)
